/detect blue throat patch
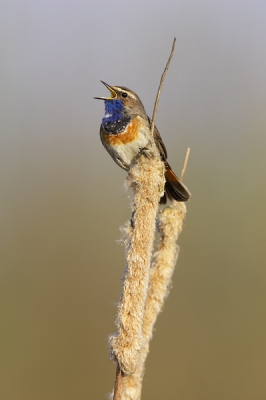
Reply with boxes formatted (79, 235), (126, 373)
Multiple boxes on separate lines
(102, 100), (124, 124)
(101, 99), (131, 134)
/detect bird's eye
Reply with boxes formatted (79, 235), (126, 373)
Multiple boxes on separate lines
(122, 92), (128, 98)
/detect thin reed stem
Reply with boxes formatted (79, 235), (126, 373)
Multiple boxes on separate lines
(180, 147), (190, 182)
(150, 37), (176, 137)
(113, 365), (123, 400)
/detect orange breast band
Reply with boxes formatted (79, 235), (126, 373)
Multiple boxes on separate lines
(103, 118), (141, 146)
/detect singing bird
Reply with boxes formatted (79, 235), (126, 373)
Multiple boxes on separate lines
(94, 81), (190, 203)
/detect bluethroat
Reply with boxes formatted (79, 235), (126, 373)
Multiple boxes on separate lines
(94, 81), (190, 203)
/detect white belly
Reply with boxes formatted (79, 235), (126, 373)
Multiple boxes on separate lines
(111, 128), (150, 169)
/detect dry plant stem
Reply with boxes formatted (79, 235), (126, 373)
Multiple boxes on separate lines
(113, 365), (123, 400)
(121, 202), (187, 400)
(109, 154), (165, 375)
(150, 37), (176, 137)
(180, 147), (190, 182)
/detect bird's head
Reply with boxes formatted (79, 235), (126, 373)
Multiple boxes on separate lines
(94, 81), (146, 117)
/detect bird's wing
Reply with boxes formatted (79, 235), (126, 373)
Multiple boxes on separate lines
(146, 116), (167, 160)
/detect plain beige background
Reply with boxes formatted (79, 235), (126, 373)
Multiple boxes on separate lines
(1, 0), (266, 399)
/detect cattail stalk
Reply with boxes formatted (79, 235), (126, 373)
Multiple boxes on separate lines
(109, 152), (165, 376)
(120, 201), (187, 399)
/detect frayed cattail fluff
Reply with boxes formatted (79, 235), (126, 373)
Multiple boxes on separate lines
(120, 202), (186, 399)
(109, 153), (165, 375)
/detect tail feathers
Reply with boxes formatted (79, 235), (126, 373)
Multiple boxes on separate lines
(165, 180), (190, 202)
(161, 165), (190, 203)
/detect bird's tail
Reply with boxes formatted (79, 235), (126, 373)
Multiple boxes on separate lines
(160, 162), (190, 204)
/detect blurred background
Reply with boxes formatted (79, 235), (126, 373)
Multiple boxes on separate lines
(1, 0), (266, 399)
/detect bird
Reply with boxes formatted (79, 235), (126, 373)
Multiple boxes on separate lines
(94, 81), (190, 204)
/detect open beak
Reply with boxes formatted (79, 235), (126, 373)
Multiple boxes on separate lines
(94, 81), (117, 100)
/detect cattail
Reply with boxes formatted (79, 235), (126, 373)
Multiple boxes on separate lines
(109, 152), (165, 375)
(120, 202), (187, 399)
